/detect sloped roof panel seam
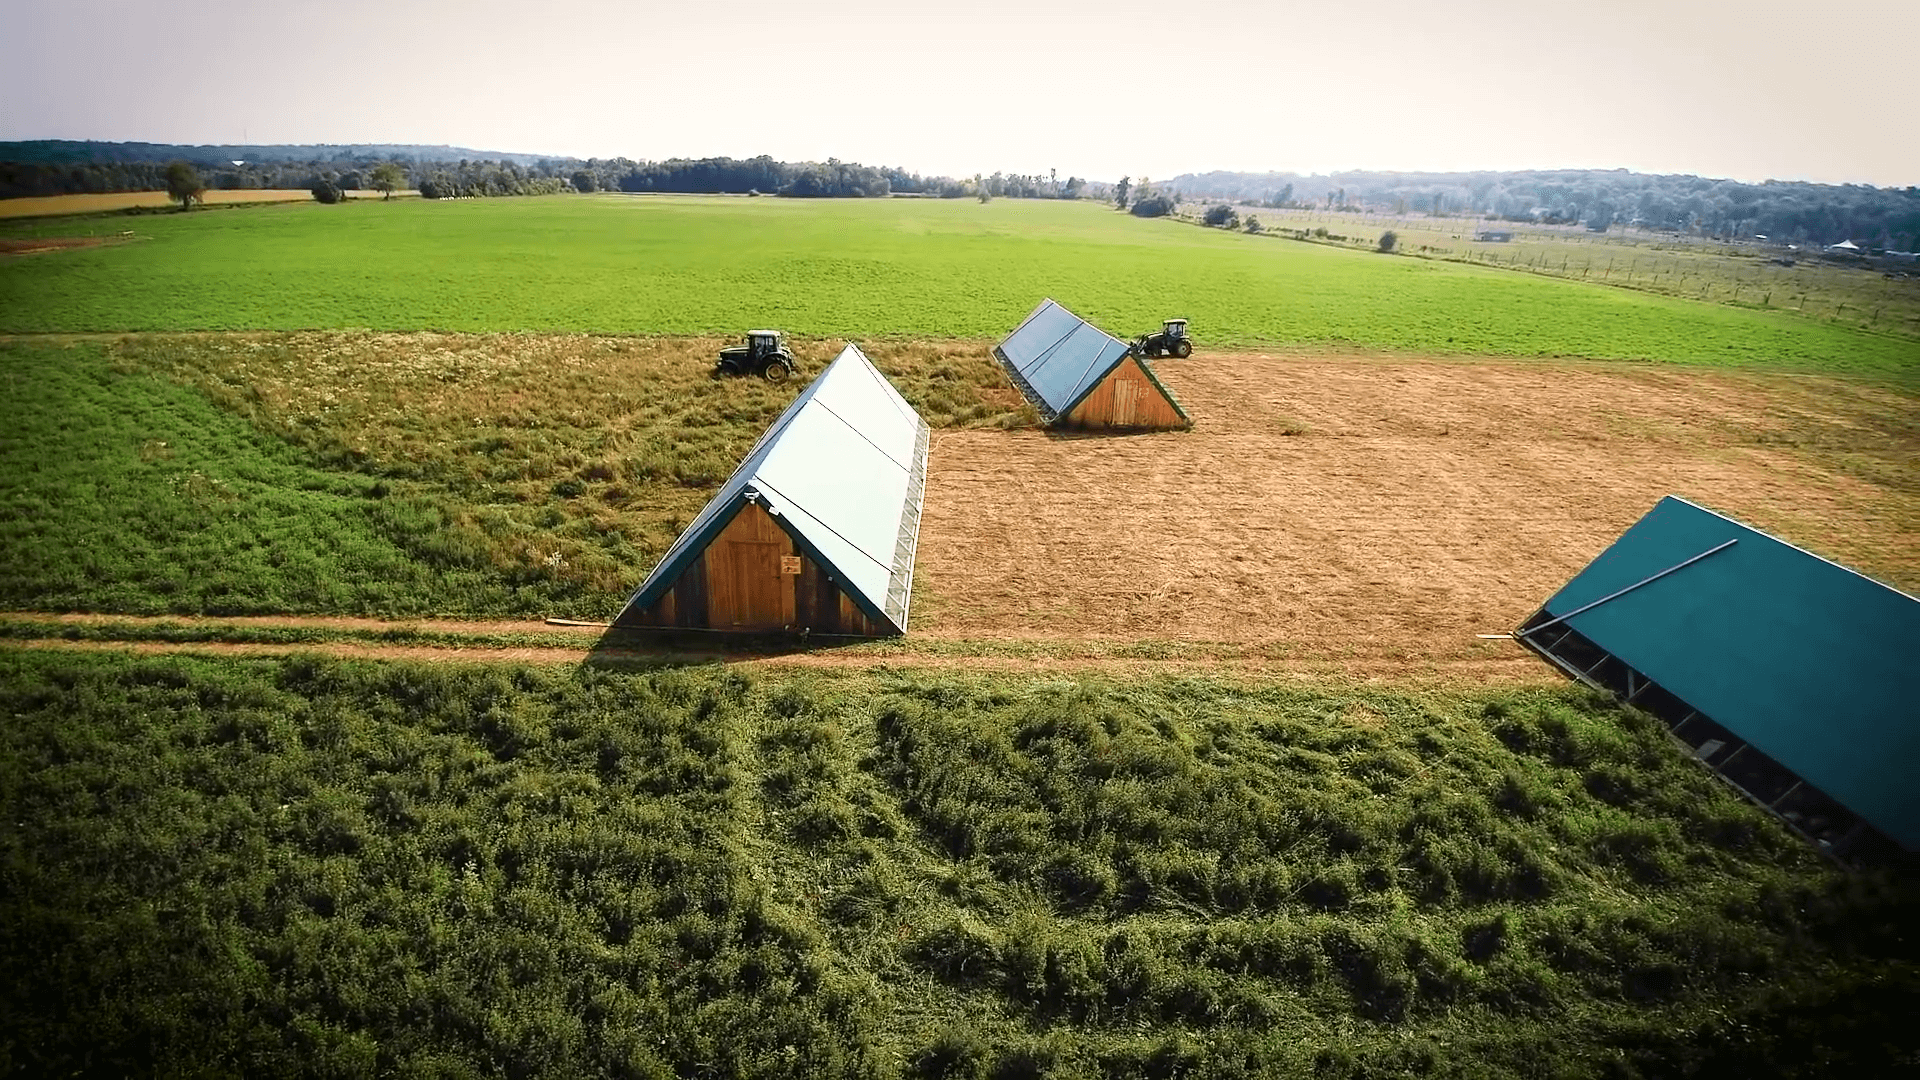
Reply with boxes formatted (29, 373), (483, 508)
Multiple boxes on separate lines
(812, 399), (912, 473)
(849, 348), (922, 429)
(751, 476), (895, 576)
(1019, 323), (1082, 378)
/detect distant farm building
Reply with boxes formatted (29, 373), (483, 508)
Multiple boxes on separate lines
(1515, 496), (1920, 861)
(1474, 229), (1513, 242)
(993, 299), (1190, 431)
(612, 343), (927, 636)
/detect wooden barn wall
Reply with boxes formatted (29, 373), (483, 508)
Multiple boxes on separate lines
(622, 500), (889, 636)
(1062, 357), (1187, 430)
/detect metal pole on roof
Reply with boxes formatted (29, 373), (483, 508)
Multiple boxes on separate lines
(1517, 538), (1739, 638)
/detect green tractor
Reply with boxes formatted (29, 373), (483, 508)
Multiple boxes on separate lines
(715, 330), (796, 382)
(1133, 318), (1192, 359)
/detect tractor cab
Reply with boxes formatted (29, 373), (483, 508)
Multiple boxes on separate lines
(747, 330), (783, 359)
(1133, 318), (1193, 360)
(717, 329), (797, 382)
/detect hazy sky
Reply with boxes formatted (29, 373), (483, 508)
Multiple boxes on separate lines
(5, 0), (1915, 186)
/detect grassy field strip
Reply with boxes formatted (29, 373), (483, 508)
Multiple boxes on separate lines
(0, 188), (414, 219)
(5, 650), (1910, 1076)
(3, 197), (1912, 381)
(1226, 206), (1920, 340)
(0, 623), (1555, 684)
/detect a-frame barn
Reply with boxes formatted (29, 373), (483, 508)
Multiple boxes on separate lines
(993, 299), (1190, 431)
(1516, 495), (1920, 861)
(612, 343), (928, 636)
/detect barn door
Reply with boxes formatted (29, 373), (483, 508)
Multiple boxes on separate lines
(712, 539), (786, 629)
(1112, 371), (1141, 426)
(704, 502), (796, 631)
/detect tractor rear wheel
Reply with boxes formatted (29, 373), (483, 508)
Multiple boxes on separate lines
(1173, 339), (1192, 358)
(762, 359), (791, 383)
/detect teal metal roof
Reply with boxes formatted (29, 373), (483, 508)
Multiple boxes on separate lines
(613, 343), (928, 632)
(992, 298), (1186, 424)
(1531, 496), (1920, 850)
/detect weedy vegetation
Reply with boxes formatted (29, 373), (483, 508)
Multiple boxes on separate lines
(0, 188), (397, 220)
(0, 337), (1021, 618)
(2, 652), (1914, 1078)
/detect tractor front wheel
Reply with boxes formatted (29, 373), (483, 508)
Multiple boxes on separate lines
(1173, 339), (1192, 359)
(762, 360), (791, 383)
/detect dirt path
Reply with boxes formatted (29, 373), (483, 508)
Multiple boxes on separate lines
(0, 611), (1554, 684)
(2, 611), (606, 637)
(1, 635), (1551, 686)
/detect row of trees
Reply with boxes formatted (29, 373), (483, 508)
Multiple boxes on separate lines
(1, 149), (1089, 205)
(156, 161), (413, 208)
(1170, 168), (1920, 249)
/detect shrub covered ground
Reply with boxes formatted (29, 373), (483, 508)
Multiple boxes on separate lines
(1, 651), (1913, 1078)
(3, 196), (1914, 381)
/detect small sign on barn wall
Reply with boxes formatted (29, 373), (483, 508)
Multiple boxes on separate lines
(780, 555), (802, 575)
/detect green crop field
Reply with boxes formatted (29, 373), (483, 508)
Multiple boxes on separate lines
(4, 651), (1914, 1078)
(3, 195), (1915, 381)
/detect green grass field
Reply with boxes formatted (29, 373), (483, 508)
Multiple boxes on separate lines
(4, 193), (1919, 1078)
(3, 196), (1915, 381)
(1225, 206), (1920, 340)
(0, 339), (600, 617)
(4, 651), (1912, 1078)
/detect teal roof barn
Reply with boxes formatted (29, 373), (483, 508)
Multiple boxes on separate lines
(1516, 496), (1920, 858)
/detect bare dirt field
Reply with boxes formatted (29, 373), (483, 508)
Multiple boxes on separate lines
(913, 352), (1918, 670)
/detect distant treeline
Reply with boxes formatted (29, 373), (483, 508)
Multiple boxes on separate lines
(0, 141), (1088, 203)
(1173, 168), (1920, 248)
(0, 140), (556, 167)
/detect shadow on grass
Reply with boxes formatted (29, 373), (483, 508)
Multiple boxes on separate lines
(581, 623), (891, 672)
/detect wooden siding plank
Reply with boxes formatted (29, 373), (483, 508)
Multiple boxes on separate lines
(633, 500), (899, 638)
(679, 551), (708, 627)
(1064, 357), (1186, 430)
(704, 502), (796, 631)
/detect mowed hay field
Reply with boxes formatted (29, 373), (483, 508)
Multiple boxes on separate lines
(3, 194), (1919, 1077)
(1224, 205), (1920, 340)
